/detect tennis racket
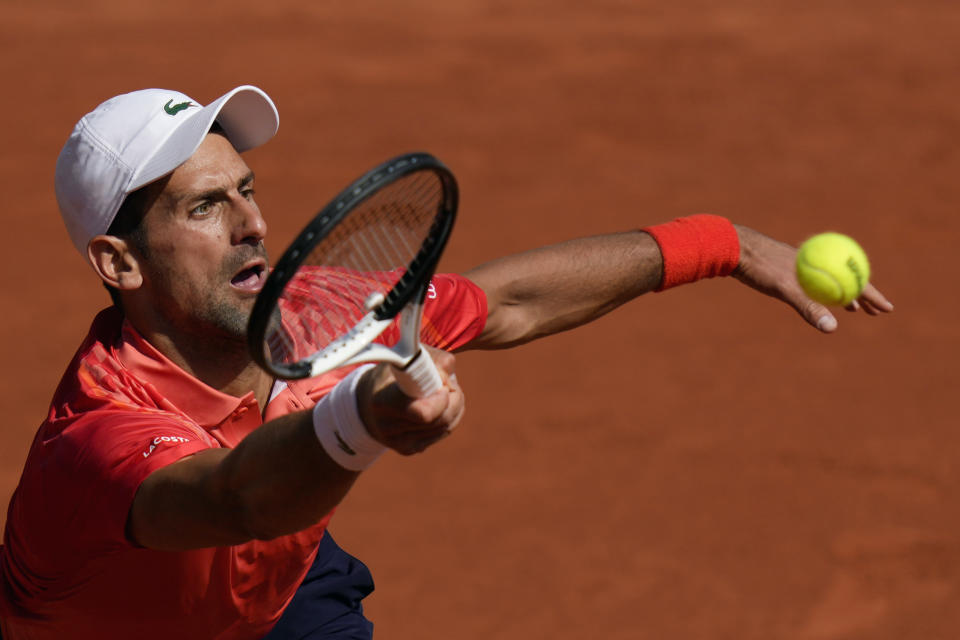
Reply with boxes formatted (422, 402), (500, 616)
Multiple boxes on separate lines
(247, 152), (458, 397)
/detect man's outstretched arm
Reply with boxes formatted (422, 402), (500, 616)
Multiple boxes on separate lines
(128, 350), (464, 551)
(460, 218), (893, 351)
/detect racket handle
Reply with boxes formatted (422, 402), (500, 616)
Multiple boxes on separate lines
(393, 348), (444, 397)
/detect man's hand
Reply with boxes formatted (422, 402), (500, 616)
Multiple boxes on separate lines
(356, 346), (465, 455)
(733, 225), (894, 332)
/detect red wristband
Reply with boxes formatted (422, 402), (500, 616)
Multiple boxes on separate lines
(642, 214), (740, 291)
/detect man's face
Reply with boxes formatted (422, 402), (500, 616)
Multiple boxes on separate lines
(134, 132), (268, 341)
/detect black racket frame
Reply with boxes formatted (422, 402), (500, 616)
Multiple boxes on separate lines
(247, 151), (458, 379)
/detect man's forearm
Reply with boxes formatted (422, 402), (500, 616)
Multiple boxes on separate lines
(129, 409), (361, 551)
(461, 231), (664, 350)
(129, 355), (464, 552)
(463, 219), (893, 350)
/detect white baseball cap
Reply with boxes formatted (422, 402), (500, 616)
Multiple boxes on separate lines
(55, 85), (279, 255)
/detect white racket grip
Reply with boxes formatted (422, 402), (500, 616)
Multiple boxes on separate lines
(392, 347), (444, 398)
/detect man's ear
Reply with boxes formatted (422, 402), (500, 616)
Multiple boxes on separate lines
(88, 235), (144, 291)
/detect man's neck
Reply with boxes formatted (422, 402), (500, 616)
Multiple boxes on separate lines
(138, 325), (274, 410)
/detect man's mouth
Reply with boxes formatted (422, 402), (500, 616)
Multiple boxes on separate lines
(230, 261), (267, 292)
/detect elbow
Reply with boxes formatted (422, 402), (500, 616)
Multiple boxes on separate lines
(474, 305), (544, 350)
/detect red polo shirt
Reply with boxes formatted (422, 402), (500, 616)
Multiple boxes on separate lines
(0, 273), (486, 640)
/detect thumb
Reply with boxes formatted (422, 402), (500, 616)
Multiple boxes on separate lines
(797, 296), (838, 333)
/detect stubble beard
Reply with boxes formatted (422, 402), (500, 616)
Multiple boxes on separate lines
(195, 298), (251, 342)
(197, 243), (268, 343)
(154, 244), (267, 354)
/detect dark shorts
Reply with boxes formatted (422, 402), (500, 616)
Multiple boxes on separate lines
(264, 531), (375, 639)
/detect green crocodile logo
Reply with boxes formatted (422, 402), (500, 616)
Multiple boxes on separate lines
(163, 99), (195, 116)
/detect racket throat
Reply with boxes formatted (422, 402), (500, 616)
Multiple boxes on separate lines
(389, 295), (443, 396)
(393, 297), (426, 358)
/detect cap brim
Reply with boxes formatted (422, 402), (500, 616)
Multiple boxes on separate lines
(129, 85), (279, 191)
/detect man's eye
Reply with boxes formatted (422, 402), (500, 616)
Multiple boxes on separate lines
(242, 188), (256, 201)
(191, 202), (212, 216)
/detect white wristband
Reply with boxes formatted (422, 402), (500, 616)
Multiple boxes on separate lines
(312, 364), (386, 471)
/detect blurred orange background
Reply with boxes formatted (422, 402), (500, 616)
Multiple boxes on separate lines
(2, 2), (958, 638)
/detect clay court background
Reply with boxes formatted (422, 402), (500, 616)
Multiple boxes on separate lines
(2, 1), (959, 638)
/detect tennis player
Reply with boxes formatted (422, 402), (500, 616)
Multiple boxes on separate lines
(0, 86), (892, 640)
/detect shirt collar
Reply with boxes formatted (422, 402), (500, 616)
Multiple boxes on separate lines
(115, 319), (257, 429)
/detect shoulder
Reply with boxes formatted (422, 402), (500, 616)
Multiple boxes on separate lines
(39, 307), (215, 473)
(48, 307), (176, 422)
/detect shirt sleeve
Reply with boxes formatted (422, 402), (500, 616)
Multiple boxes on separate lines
(37, 409), (213, 556)
(420, 273), (488, 350)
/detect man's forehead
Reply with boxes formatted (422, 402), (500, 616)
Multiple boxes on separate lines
(161, 134), (252, 200)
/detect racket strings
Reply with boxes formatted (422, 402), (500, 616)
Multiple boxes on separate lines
(320, 175), (440, 272)
(265, 170), (444, 367)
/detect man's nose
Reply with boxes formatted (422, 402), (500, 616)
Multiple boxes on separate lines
(232, 197), (267, 245)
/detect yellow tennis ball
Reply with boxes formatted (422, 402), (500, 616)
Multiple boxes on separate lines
(796, 232), (871, 306)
